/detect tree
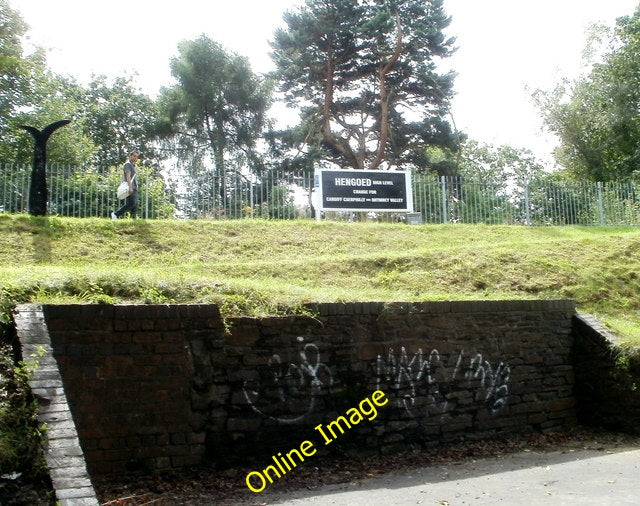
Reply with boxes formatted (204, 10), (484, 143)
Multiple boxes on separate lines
(1, 4), (157, 169)
(0, 0), (33, 163)
(82, 75), (162, 169)
(0, 1), (96, 167)
(459, 140), (544, 188)
(2, 53), (97, 167)
(0, 0), (28, 134)
(270, 0), (458, 173)
(428, 140), (543, 224)
(156, 35), (272, 209)
(534, 7), (640, 181)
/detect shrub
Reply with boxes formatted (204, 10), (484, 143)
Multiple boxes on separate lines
(0, 338), (53, 504)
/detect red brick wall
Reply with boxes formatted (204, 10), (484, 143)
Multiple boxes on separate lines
(42, 304), (223, 474)
(29, 300), (577, 476)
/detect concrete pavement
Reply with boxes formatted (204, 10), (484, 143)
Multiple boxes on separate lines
(264, 445), (640, 505)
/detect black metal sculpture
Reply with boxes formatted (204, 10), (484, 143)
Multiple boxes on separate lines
(19, 120), (71, 216)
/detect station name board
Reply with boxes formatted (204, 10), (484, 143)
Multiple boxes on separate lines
(316, 169), (413, 212)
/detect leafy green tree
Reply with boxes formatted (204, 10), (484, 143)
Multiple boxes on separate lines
(0, 0), (28, 135)
(2, 1), (94, 165)
(446, 140), (545, 224)
(0, 2), (94, 168)
(3, 58), (97, 167)
(534, 7), (640, 181)
(270, 0), (458, 173)
(526, 171), (600, 225)
(459, 140), (544, 187)
(156, 35), (272, 209)
(1, 4), (159, 169)
(82, 75), (162, 169)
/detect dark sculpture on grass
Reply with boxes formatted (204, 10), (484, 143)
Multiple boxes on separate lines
(19, 120), (71, 216)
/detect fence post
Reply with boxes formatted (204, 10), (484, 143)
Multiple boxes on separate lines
(145, 176), (149, 219)
(524, 182), (531, 226)
(249, 181), (254, 218)
(597, 181), (605, 226)
(314, 168), (322, 221)
(440, 176), (448, 224)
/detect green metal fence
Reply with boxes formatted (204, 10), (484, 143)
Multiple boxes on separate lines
(1, 163), (639, 225)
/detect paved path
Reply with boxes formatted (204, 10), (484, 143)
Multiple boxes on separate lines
(264, 445), (640, 505)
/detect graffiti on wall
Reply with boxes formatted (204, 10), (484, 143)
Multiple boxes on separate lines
(242, 338), (333, 424)
(243, 340), (510, 426)
(373, 347), (510, 419)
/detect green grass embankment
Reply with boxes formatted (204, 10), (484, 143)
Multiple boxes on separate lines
(1, 214), (639, 343)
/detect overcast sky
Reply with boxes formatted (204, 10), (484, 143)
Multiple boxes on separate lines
(11, 0), (640, 164)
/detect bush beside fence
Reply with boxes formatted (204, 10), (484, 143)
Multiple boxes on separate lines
(1, 163), (639, 225)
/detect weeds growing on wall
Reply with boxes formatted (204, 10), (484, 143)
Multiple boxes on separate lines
(0, 338), (53, 505)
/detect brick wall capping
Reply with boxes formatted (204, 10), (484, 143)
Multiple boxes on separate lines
(16, 299), (576, 321)
(304, 299), (576, 317)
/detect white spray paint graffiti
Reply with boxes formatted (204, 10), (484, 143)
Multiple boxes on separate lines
(242, 338), (333, 424)
(374, 347), (510, 419)
(243, 340), (508, 425)
(462, 353), (511, 414)
(374, 347), (445, 414)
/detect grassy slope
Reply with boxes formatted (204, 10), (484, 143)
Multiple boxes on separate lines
(1, 214), (639, 343)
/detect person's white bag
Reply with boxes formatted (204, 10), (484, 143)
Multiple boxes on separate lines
(116, 181), (129, 200)
(116, 173), (136, 199)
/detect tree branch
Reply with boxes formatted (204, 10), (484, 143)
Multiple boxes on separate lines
(371, 13), (403, 170)
(321, 42), (362, 169)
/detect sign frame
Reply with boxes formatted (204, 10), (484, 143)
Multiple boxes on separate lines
(315, 168), (414, 214)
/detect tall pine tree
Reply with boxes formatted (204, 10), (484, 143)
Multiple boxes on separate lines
(270, 0), (458, 173)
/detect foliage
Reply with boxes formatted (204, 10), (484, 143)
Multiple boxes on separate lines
(0, 284), (36, 326)
(0, 3), (69, 164)
(0, 341), (52, 503)
(534, 6), (640, 181)
(270, 0), (458, 173)
(1, 48), (97, 167)
(0, 5), (162, 172)
(254, 184), (298, 219)
(156, 35), (272, 212)
(453, 141), (547, 224)
(525, 171), (598, 225)
(82, 75), (163, 168)
(458, 140), (545, 187)
(0, 0), (28, 134)
(7, 68), (166, 170)
(1, 68), (161, 171)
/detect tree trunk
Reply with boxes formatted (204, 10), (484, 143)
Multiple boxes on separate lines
(321, 44), (362, 169)
(370, 14), (403, 171)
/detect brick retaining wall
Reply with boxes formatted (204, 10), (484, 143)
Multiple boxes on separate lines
(15, 300), (577, 479)
(572, 313), (640, 433)
(13, 306), (99, 506)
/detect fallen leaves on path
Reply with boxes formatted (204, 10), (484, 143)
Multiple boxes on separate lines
(94, 427), (640, 506)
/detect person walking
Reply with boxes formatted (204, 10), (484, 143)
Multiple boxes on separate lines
(112, 150), (139, 219)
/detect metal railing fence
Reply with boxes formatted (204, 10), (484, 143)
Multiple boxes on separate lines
(1, 163), (639, 225)
(0, 163), (175, 219)
(412, 175), (640, 226)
